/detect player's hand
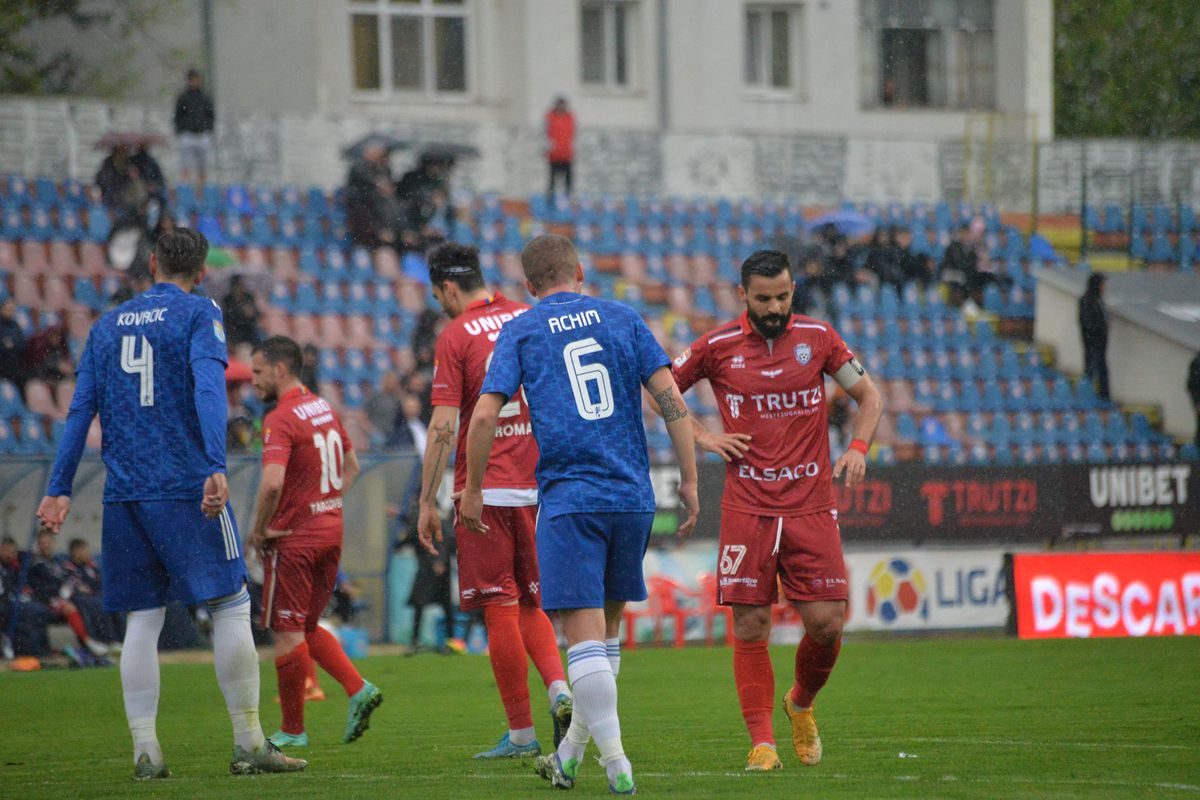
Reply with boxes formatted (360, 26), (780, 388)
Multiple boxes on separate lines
(696, 430), (752, 462)
(417, 502), (444, 555)
(246, 527), (266, 555)
(36, 496), (71, 534)
(453, 488), (489, 534)
(675, 480), (699, 539)
(832, 449), (867, 487)
(265, 528), (291, 540)
(202, 473), (229, 519)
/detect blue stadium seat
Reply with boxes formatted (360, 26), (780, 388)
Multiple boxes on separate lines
(222, 214), (248, 247)
(895, 413), (919, 442)
(27, 206), (54, 241)
(1050, 377), (1075, 411)
(278, 185), (303, 217)
(306, 187), (330, 216)
(1148, 231), (1173, 262)
(276, 217), (301, 248)
(58, 209), (84, 243)
(1181, 444), (1199, 462)
(15, 414), (51, 455)
(989, 413), (1012, 442)
(0, 419), (15, 454)
(968, 443), (991, 465)
(992, 444), (1014, 467)
(1017, 444), (1040, 465)
(248, 215), (274, 247)
(958, 382), (983, 413)
(34, 177), (59, 207)
(294, 283), (320, 314)
(4, 176), (31, 206)
(1106, 412), (1129, 442)
(298, 246), (321, 277)
(1086, 441), (1108, 464)
(1130, 205), (1150, 234)
(349, 248), (375, 283)
(1152, 204), (1174, 233)
(1130, 413), (1154, 440)
(0, 381), (24, 416)
(268, 283), (293, 312)
(73, 279), (103, 311)
(1, 206), (25, 238)
(253, 185), (278, 216)
(1083, 411), (1105, 440)
(321, 283), (348, 315)
(226, 185), (253, 214)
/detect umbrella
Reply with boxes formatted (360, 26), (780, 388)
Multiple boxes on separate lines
(420, 143), (481, 162)
(805, 210), (876, 239)
(342, 134), (412, 160)
(226, 359), (253, 384)
(95, 131), (169, 151)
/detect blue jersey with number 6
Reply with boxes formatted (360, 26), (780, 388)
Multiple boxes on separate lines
(481, 291), (670, 518)
(48, 283), (229, 503)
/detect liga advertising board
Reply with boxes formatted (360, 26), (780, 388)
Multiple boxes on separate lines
(1011, 552), (1200, 639)
(843, 548), (1009, 632)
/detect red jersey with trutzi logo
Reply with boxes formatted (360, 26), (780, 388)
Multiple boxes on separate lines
(430, 292), (539, 496)
(262, 386), (354, 549)
(673, 312), (855, 516)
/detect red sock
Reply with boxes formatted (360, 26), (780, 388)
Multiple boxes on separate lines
(63, 609), (90, 643)
(306, 626), (365, 697)
(484, 604), (532, 730)
(733, 637), (775, 747)
(304, 654), (321, 690)
(790, 634), (841, 708)
(518, 604), (565, 687)
(275, 641), (309, 735)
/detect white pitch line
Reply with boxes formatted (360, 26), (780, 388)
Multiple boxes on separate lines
(850, 735), (1191, 751)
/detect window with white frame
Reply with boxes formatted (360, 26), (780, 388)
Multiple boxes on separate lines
(745, 5), (803, 93)
(859, 0), (994, 110)
(580, 1), (637, 89)
(349, 0), (469, 95)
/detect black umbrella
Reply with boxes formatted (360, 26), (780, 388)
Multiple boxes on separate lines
(419, 143), (481, 163)
(342, 134), (412, 160)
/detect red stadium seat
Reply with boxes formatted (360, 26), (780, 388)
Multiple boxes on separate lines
(48, 242), (77, 275)
(21, 241), (49, 274)
(288, 313), (316, 344)
(499, 252), (524, 282)
(270, 248), (299, 282)
(66, 309), (93, 342)
(262, 308), (291, 338)
(78, 242), (108, 277)
(374, 248), (402, 281)
(619, 254), (646, 282)
(317, 314), (347, 347)
(42, 277), (72, 312)
(23, 379), (59, 419)
(0, 240), (17, 269)
(12, 273), (40, 306)
(397, 281), (426, 313)
(345, 316), (373, 349)
(54, 379), (76, 418)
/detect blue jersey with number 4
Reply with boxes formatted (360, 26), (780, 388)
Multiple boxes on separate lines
(481, 291), (670, 518)
(47, 283), (229, 503)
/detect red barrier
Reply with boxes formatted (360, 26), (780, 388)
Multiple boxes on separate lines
(1012, 552), (1200, 638)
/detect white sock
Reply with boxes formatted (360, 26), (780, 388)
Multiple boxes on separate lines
(121, 607), (165, 765)
(565, 641), (631, 783)
(558, 688), (590, 766)
(509, 726), (536, 746)
(208, 588), (265, 752)
(547, 679), (570, 707)
(605, 637), (621, 677)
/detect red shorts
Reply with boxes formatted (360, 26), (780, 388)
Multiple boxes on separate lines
(262, 542), (342, 632)
(716, 507), (848, 606)
(455, 504), (541, 611)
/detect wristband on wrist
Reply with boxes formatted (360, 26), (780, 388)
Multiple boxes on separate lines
(849, 439), (869, 455)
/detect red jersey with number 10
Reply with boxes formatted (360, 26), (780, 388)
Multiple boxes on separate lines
(430, 292), (539, 495)
(262, 386), (354, 548)
(673, 312), (855, 516)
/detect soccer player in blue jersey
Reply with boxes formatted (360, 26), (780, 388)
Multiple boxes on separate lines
(460, 234), (699, 794)
(36, 229), (306, 779)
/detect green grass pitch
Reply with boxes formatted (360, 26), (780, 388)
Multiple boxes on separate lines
(2, 636), (1198, 799)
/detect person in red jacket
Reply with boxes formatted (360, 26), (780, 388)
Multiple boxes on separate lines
(545, 96), (575, 201)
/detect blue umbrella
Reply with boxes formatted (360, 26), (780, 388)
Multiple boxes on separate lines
(805, 210), (876, 238)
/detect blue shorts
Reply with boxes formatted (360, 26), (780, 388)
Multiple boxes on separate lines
(101, 500), (246, 612)
(536, 512), (655, 610)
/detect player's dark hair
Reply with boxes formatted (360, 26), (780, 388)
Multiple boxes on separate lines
(521, 234), (579, 292)
(254, 336), (303, 377)
(428, 243), (485, 292)
(68, 538), (87, 551)
(154, 228), (209, 278)
(740, 249), (792, 289)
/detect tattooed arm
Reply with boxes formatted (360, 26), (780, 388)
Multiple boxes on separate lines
(645, 366), (700, 537)
(416, 404), (460, 555)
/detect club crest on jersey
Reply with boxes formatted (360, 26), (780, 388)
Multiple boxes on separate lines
(673, 347), (691, 368)
(794, 344), (811, 365)
(213, 320), (226, 343)
(730, 355), (746, 369)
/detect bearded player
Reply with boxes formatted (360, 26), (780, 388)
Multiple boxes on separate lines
(247, 336), (382, 748)
(671, 250), (883, 771)
(416, 243), (571, 759)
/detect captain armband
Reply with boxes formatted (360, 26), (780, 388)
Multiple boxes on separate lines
(833, 357), (867, 391)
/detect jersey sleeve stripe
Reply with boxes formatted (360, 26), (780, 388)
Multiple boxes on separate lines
(708, 329), (744, 345)
(792, 322), (828, 332)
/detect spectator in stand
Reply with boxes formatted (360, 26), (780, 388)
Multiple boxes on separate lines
(130, 145), (168, 211)
(939, 223), (979, 307)
(1186, 351), (1200, 447)
(814, 223), (854, 295)
(403, 371), (433, 425)
(365, 373), (404, 445)
(95, 145), (152, 231)
(0, 297), (27, 389)
(23, 323), (72, 384)
(346, 141), (405, 250)
(221, 275), (262, 348)
(865, 227), (904, 294)
(174, 68), (216, 185)
(1079, 273), (1110, 402)
(62, 538), (121, 645)
(545, 95), (575, 201)
(25, 530), (111, 658)
(896, 227), (933, 287)
(300, 344), (320, 391)
(1, 534), (51, 657)
(400, 394), (427, 454)
(396, 150), (456, 252)
(109, 269), (154, 307)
